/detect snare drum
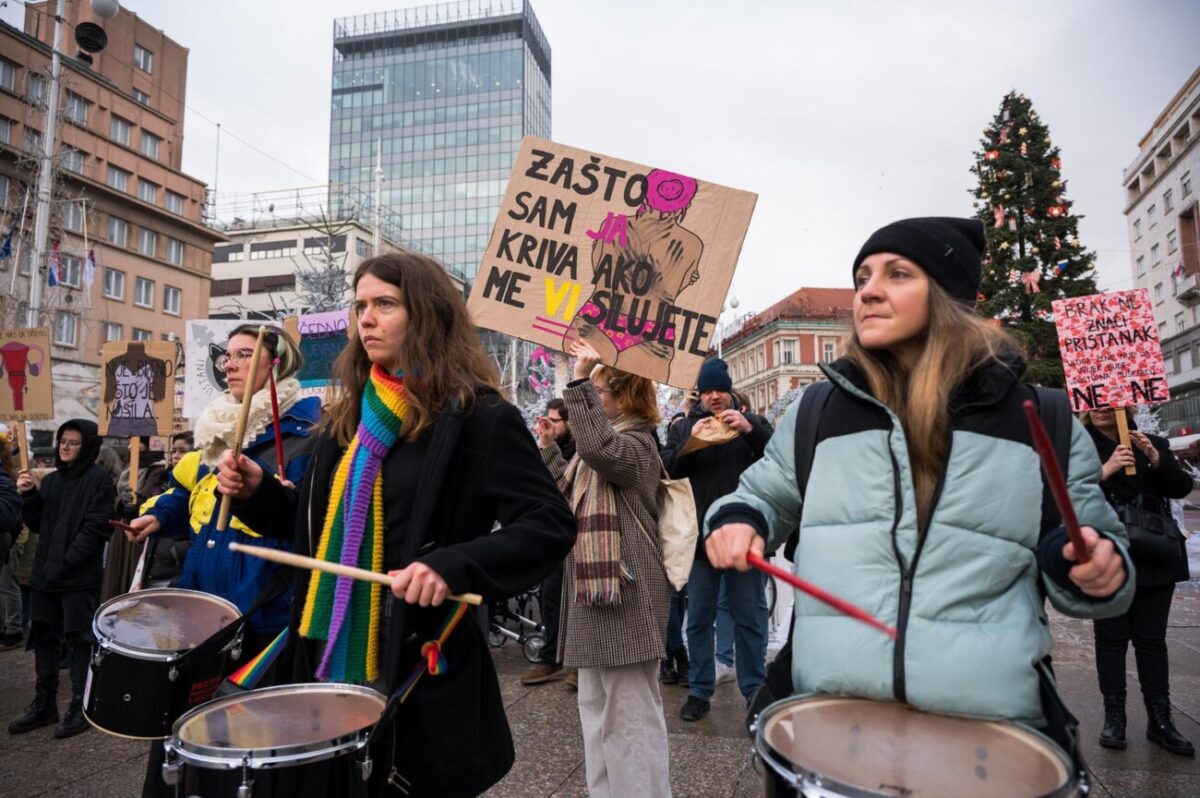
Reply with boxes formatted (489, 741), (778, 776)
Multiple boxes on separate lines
(162, 683), (387, 798)
(754, 695), (1085, 798)
(85, 588), (242, 739)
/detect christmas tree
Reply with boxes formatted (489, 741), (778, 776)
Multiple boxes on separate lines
(969, 91), (1099, 386)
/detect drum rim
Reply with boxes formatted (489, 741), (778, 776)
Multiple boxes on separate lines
(92, 587), (241, 660)
(752, 694), (1080, 798)
(166, 683), (387, 770)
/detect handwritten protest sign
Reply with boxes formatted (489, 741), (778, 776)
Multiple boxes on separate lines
(184, 319), (243, 418)
(283, 310), (349, 396)
(467, 137), (757, 389)
(1052, 288), (1168, 412)
(0, 328), (52, 422)
(99, 341), (177, 437)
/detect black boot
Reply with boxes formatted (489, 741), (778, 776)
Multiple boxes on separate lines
(1099, 692), (1126, 750)
(1145, 696), (1195, 756)
(659, 655), (678, 685)
(53, 695), (89, 739)
(8, 692), (58, 735)
(673, 646), (690, 686)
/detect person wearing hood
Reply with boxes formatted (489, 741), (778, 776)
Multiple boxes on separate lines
(706, 217), (1135, 752)
(9, 419), (116, 739)
(661, 357), (773, 720)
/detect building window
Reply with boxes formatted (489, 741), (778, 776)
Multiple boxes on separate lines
(356, 238), (371, 257)
(1164, 189), (1174, 213)
(23, 127), (41, 154)
(1136, 255), (1146, 276)
(140, 131), (161, 160)
(0, 115), (11, 144)
(163, 285), (181, 314)
(60, 255), (81, 287)
(213, 244), (245, 263)
(0, 174), (7, 204)
(1148, 204), (1157, 228)
(102, 322), (122, 342)
(210, 278), (242, 297)
(1176, 312), (1186, 334)
(1133, 219), (1142, 241)
(110, 116), (132, 146)
(61, 147), (84, 174)
(1158, 321), (1167, 338)
(249, 241), (296, 260)
(132, 327), (152, 341)
(133, 89), (150, 106)
(134, 277), (154, 307)
(136, 179), (157, 204)
(103, 267), (125, 300)
(0, 58), (15, 92)
(107, 166), (130, 191)
(53, 312), (78, 347)
(62, 91), (88, 126)
(1168, 229), (1179, 255)
(61, 201), (83, 232)
(248, 274), (297, 294)
(823, 340), (837, 363)
(133, 45), (153, 73)
(138, 229), (157, 257)
(1151, 243), (1161, 266)
(1154, 283), (1164, 304)
(779, 338), (796, 365)
(166, 238), (184, 266)
(107, 216), (128, 247)
(757, 346), (764, 372)
(26, 73), (45, 106)
(1184, 172), (1193, 198)
(165, 191), (185, 214)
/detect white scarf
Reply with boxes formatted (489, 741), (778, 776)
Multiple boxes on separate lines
(194, 376), (302, 467)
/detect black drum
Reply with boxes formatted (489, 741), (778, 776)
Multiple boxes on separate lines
(162, 683), (387, 797)
(84, 588), (242, 739)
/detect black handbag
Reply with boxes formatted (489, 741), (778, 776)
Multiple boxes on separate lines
(1116, 497), (1187, 566)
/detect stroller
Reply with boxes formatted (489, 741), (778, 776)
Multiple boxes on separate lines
(487, 583), (545, 663)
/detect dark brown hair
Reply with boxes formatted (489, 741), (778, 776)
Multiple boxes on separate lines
(323, 252), (499, 445)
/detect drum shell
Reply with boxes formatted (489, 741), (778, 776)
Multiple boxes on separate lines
(173, 753), (373, 798)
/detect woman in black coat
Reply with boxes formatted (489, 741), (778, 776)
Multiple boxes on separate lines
(219, 252), (577, 797)
(1084, 407), (1194, 756)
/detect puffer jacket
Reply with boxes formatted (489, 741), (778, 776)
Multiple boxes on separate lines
(707, 358), (1135, 726)
(142, 396), (320, 633)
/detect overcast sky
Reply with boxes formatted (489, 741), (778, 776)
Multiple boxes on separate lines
(5, 0), (1198, 316)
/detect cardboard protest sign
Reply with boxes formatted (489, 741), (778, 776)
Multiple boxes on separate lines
(467, 137), (757, 389)
(283, 310), (349, 395)
(1052, 288), (1169, 412)
(0, 328), (53, 422)
(99, 341), (177, 437)
(183, 319), (243, 418)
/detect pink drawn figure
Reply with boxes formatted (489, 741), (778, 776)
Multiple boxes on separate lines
(567, 168), (705, 384)
(0, 341), (46, 412)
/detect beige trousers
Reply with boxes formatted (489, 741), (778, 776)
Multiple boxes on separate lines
(577, 660), (672, 798)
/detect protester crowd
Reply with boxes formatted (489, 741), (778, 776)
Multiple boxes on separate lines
(0, 220), (1194, 798)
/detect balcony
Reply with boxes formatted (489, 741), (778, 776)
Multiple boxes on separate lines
(1173, 273), (1200, 306)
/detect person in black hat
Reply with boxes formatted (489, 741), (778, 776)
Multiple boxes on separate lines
(704, 217), (1133, 763)
(661, 356), (773, 721)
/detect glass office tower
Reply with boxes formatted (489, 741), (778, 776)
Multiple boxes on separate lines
(330, 1), (551, 283)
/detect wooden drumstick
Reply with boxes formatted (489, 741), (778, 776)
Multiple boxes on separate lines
(228, 541), (484, 606)
(216, 327), (267, 532)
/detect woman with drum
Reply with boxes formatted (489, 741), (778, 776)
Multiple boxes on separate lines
(214, 252), (576, 797)
(705, 218), (1136, 794)
(1082, 407), (1194, 755)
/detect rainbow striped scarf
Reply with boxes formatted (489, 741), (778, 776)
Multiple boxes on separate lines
(299, 364), (407, 683)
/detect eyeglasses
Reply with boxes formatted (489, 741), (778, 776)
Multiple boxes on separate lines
(547, 416), (565, 424)
(214, 349), (257, 372)
(58, 440), (83, 449)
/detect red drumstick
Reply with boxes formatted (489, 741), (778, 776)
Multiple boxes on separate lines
(267, 358), (286, 478)
(1022, 400), (1089, 564)
(747, 552), (897, 639)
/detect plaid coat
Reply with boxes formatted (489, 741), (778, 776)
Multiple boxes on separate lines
(541, 379), (671, 669)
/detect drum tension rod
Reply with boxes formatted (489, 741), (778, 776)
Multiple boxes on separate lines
(388, 767), (411, 794)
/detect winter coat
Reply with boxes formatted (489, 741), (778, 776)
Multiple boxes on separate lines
(233, 389), (576, 797)
(0, 471), (22, 565)
(661, 400), (773, 558)
(24, 420), (116, 593)
(1087, 424), (1193, 586)
(142, 396), (320, 633)
(707, 358), (1136, 727)
(541, 378), (672, 669)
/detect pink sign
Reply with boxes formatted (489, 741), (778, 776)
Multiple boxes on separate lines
(1052, 288), (1169, 411)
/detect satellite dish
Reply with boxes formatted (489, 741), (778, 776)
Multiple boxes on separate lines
(90, 0), (121, 20)
(75, 22), (107, 54)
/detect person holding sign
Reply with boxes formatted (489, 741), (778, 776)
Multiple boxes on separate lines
(213, 253), (576, 797)
(705, 217), (1135, 749)
(1080, 407), (1194, 756)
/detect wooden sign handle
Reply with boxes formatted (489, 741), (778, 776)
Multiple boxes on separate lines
(128, 439), (140, 505)
(14, 420), (28, 473)
(1114, 409), (1137, 476)
(216, 327), (268, 532)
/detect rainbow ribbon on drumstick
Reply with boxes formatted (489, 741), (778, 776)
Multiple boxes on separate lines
(395, 601), (471, 703)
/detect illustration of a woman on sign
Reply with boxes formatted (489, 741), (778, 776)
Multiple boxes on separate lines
(103, 342), (170, 437)
(561, 168), (705, 384)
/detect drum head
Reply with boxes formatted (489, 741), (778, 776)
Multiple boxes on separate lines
(173, 684), (386, 766)
(94, 588), (240, 655)
(759, 697), (1072, 798)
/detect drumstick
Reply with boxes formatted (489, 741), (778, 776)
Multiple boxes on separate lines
(747, 552), (897, 639)
(267, 358), (286, 478)
(1022, 400), (1090, 564)
(216, 327), (267, 532)
(228, 541), (483, 606)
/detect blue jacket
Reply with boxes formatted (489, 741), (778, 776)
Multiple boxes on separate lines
(143, 396), (320, 633)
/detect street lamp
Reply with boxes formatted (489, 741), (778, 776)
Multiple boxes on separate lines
(716, 289), (740, 359)
(26, 0), (119, 329)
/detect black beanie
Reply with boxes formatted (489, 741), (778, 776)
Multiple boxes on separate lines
(853, 217), (986, 303)
(697, 358), (733, 393)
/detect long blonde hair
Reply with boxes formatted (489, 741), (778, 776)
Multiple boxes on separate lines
(843, 281), (1021, 529)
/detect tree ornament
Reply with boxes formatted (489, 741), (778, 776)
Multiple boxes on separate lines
(993, 205), (1006, 228)
(1020, 142), (1028, 156)
(985, 150), (1000, 161)
(1019, 126), (1028, 136)
(1051, 158), (1062, 170)
(1021, 270), (1041, 294)
(999, 126), (1011, 144)
(999, 241), (1011, 251)
(1052, 180), (1062, 188)
(1047, 205), (1065, 218)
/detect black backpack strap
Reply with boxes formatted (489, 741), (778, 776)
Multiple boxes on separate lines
(793, 380), (836, 504)
(1031, 386), (1073, 532)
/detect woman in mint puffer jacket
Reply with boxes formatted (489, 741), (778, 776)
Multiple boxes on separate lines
(706, 217), (1135, 733)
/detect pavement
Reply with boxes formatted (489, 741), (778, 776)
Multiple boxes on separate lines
(2, 559), (1198, 796)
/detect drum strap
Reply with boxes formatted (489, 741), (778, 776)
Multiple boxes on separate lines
(1035, 658), (1088, 781)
